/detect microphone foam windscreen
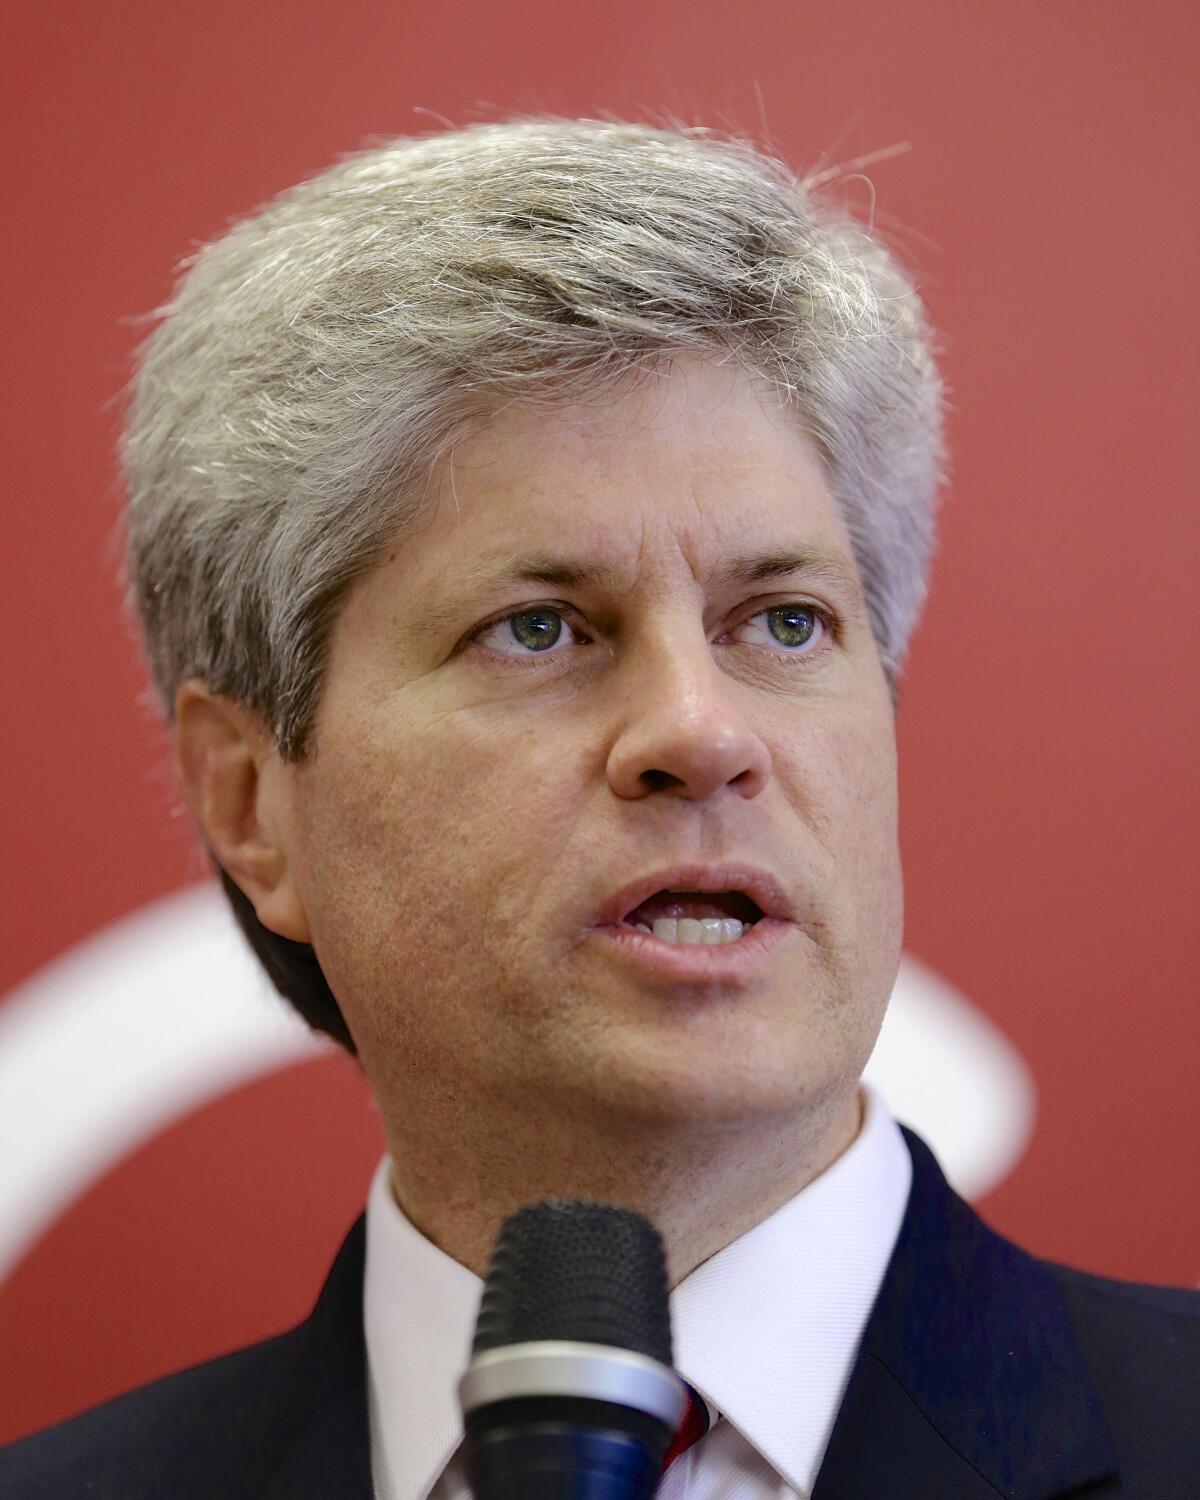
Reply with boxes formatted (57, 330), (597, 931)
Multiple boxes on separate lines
(473, 1200), (672, 1366)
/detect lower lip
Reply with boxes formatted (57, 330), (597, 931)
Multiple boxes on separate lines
(588, 918), (795, 984)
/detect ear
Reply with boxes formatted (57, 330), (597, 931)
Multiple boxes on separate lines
(172, 679), (311, 944)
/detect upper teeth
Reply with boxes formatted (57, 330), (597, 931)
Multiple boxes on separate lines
(633, 917), (748, 944)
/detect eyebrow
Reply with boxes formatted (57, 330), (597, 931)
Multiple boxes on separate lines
(464, 545), (860, 598)
(414, 544), (863, 640)
(509, 546), (861, 595)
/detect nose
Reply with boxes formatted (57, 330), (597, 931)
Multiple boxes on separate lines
(606, 630), (772, 802)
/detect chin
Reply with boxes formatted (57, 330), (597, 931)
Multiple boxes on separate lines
(571, 1034), (859, 1139)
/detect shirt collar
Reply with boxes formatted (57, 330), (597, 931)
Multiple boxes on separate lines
(363, 1084), (911, 1500)
(669, 1084), (911, 1493)
(363, 1162), (479, 1500)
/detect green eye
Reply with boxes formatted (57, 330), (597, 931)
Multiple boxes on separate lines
(766, 607), (817, 648)
(508, 610), (564, 651)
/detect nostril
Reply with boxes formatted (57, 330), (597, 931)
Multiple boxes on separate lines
(640, 769), (683, 791)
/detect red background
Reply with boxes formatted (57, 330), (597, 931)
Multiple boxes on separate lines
(2, 0), (1197, 1446)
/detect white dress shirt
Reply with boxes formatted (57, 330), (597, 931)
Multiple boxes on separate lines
(364, 1085), (912, 1500)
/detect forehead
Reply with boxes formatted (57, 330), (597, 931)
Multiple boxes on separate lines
(413, 357), (856, 587)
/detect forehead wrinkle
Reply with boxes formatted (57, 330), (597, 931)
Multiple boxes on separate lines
(481, 539), (860, 596)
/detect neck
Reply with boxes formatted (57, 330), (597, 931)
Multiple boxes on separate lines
(382, 1085), (864, 1287)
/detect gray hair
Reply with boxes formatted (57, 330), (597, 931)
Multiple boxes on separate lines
(121, 117), (945, 1052)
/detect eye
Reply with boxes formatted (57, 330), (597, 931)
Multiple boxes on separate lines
(471, 606), (585, 658)
(467, 600), (834, 663)
(732, 604), (831, 655)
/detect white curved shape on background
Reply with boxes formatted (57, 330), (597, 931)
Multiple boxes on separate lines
(0, 885), (1034, 1284)
(864, 952), (1036, 1198)
(0, 887), (331, 1283)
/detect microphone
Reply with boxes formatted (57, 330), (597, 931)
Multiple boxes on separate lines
(458, 1200), (687, 1499)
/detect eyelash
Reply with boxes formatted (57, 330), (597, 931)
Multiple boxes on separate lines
(467, 601), (838, 665)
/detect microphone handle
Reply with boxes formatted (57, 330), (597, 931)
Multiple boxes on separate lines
(465, 1422), (663, 1499)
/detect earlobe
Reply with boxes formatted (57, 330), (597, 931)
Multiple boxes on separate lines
(172, 680), (312, 944)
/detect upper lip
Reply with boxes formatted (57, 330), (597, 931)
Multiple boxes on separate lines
(594, 863), (798, 928)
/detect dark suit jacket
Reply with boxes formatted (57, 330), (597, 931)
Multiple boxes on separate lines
(2, 1129), (1197, 1497)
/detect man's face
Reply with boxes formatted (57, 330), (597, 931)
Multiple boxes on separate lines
(281, 357), (903, 1136)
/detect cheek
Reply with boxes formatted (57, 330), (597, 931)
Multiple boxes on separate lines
(774, 703), (902, 954)
(838, 717), (900, 884)
(290, 703), (583, 1021)
(836, 716), (903, 988)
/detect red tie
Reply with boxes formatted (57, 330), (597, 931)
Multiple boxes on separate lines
(661, 1383), (710, 1473)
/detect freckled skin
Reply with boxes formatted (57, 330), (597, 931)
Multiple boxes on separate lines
(268, 356), (903, 1282)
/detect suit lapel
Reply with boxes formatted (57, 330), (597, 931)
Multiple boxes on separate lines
(813, 1129), (1117, 1500)
(260, 1216), (374, 1500)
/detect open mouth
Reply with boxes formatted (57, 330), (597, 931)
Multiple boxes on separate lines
(620, 889), (765, 945)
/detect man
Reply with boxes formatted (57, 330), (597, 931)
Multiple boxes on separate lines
(2, 118), (1195, 1497)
